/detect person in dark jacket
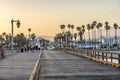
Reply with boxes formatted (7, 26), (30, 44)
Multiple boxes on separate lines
(1, 46), (5, 58)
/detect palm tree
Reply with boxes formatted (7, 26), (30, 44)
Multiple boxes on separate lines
(87, 24), (91, 49)
(31, 33), (36, 42)
(96, 23), (100, 42)
(71, 25), (74, 34)
(0, 35), (4, 44)
(54, 36), (57, 46)
(56, 33), (63, 47)
(109, 26), (111, 48)
(5, 34), (9, 46)
(28, 28), (31, 45)
(113, 23), (118, 45)
(14, 34), (20, 47)
(76, 27), (82, 41)
(2, 32), (6, 41)
(87, 24), (91, 42)
(81, 25), (86, 49)
(60, 24), (65, 33)
(28, 28), (31, 37)
(19, 33), (27, 46)
(14, 33), (26, 47)
(91, 24), (94, 44)
(81, 25), (85, 41)
(105, 22), (110, 50)
(8, 33), (12, 42)
(91, 21), (97, 49)
(76, 27), (83, 49)
(74, 33), (77, 45)
(63, 31), (71, 48)
(96, 23), (102, 49)
(2, 32), (6, 36)
(96, 23), (100, 49)
(67, 24), (71, 32)
(60, 24), (65, 46)
(71, 25), (74, 41)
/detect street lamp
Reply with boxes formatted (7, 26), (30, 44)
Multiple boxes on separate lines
(65, 32), (68, 48)
(11, 19), (21, 55)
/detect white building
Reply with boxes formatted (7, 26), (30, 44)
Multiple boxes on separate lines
(100, 36), (120, 46)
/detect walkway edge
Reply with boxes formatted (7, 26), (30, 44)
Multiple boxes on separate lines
(29, 50), (42, 80)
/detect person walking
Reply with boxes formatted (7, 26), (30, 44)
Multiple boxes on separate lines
(38, 44), (41, 51)
(30, 43), (34, 53)
(1, 45), (5, 58)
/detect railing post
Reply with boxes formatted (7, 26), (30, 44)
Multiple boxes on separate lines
(95, 50), (96, 58)
(106, 53), (107, 62)
(102, 52), (104, 61)
(98, 52), (99, 59)
(87, 51), (88, 56)
(92, 51), (95, 58)
(111, 53), (113, 63)
(91, 51), (93, 58)
(118, 54), (120, 64)
(95, 51), (96, 59)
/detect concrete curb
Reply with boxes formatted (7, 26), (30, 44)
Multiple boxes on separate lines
(29, 50), (42, 80)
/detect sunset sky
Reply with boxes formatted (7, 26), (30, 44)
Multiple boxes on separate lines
(0, 0), (120, 40)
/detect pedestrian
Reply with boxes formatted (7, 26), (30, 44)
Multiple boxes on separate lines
(21, 47), (23, 53)
(30, 43), (34, 53)
(24, 45), (27, 52)
(38, 44), (41, 51)
(1, 45), (5, 58)
(35, 45), (38, 52)
(27, 45), (29, 52)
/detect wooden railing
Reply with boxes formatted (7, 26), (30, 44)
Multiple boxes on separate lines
(65, 48), (120, 68)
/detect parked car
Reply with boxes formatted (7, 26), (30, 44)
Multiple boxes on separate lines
(47, 46), (55, 50)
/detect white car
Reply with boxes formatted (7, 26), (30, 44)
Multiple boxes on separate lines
(47, 46), (55, 50)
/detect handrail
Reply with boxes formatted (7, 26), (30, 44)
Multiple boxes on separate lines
(65, 48), (120, 68)
(29, 50), (42, 80)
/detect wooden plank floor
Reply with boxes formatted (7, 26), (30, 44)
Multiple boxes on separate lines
(0, 51), (40, 80)
(39, 50), (120, 80)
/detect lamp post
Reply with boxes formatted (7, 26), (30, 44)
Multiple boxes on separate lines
(11, 19), (21, 55)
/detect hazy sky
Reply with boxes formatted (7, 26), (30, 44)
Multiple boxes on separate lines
(0, 0), (120, 40)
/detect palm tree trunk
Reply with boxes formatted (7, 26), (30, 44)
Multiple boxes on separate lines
(75, 39), (76, 46)
(109, 29), (111, 50)
(100, 28), (102, 50)
(88, 30), (91, 49)
(106, 30), (108, 50)
(71, 29), (73, 41)
(83, 34), (85, 49)
(60, 38), (62, 48)
(115, 29), (117, 44)
(88, 30), (90, 42)
(72, 29), (73, 35)
(79, 34), (81, 49)
(92, 30), (94, 49)
(94, 29), (96, 49)
(98, 29), (99, 49)
(79, 34), (81, 42)
(69, 28), (70, 32)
